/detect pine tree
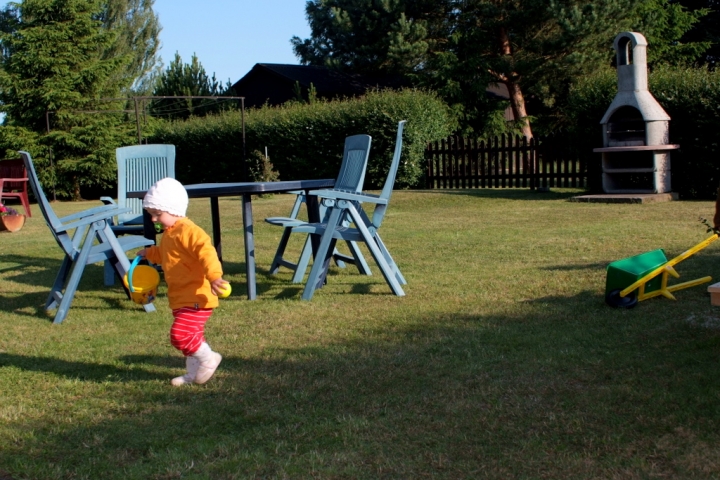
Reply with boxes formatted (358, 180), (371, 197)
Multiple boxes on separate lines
(671, 0), (720, 67)
(150, 52), (235, 120)
(632, 0), (711, 65)
(0, 0), (141, 198)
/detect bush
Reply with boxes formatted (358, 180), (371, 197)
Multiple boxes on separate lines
(148, 89), (456, 189)
(565, 66), (720, 199)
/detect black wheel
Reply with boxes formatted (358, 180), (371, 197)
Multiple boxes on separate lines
(605, 289), (638, 309)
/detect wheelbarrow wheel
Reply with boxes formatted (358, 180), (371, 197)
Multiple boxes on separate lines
(605, 289), (638, 309)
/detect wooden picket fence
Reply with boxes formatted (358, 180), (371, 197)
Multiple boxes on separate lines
(425, 134), (588, 190)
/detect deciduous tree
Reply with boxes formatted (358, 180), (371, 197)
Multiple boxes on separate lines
(293, 0), (711, 137)
(96, 0), (161, 93)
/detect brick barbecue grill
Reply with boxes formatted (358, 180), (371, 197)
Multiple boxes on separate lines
(593, 32), (679, 194)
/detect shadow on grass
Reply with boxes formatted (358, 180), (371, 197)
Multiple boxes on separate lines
(4, 289), (720, 478)
(0, 254), (259, 319)
(539, 262), (609, 272)
(0, 352), (170, 382)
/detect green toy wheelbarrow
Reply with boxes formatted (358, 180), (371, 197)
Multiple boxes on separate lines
(605, 234), (718, 308)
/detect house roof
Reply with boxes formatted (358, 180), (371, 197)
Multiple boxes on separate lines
(231, 63), (410, 107)
(231, 63), (512, 113)
(232, 63), (405, 97)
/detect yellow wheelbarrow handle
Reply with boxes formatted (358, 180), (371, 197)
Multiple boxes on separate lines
(619, 233), (719, 298)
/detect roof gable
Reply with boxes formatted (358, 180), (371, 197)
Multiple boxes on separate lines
(231, 64), (407, 107)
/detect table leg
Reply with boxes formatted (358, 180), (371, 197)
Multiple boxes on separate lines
(305, 190), (322, 255)
(210, 196), (222, 263)
(142, 209), (157, 244)
(242, 193), (256, 300)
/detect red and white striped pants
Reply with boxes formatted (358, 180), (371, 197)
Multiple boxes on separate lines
(170, 307), (213, 356)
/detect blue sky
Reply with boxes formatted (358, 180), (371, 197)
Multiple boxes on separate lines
(0, 0), (311, 84)
(152, 0), (310, 83)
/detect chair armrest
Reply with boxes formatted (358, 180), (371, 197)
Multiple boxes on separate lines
(267, 218), (309, 227)
(100, 196), (117, 206)
(59, 204), (131, 223)
(308, 189), (387, 205)
(60, 208), (134, 231)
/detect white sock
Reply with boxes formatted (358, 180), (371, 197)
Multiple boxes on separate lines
(192, 342), (213, 362)
(171, 356), (200, 386)
(192, 342), (222, 384)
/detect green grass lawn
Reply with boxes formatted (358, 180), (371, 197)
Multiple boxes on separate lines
(2, 189), (720, 479)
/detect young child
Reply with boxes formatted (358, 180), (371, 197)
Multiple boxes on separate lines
(137, 177), (229, 386)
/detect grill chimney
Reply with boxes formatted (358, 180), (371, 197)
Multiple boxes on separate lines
(593, 32), (678, 194)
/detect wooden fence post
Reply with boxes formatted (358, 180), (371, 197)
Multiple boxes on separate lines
(424, 133), (585, 190)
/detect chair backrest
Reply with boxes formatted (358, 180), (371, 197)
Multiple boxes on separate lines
(0, 159), (28, 192)
(116, 144), (175, 224)
(372, 120), (406, 229)
(334, 134), (371, 192)
(19, 151), (74, 253)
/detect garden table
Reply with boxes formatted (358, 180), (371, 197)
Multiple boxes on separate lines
(128, 179), (335, 300)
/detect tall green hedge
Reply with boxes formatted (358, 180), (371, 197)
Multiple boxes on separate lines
(148, 89), (456, 189)
(565, 66), (720, 199)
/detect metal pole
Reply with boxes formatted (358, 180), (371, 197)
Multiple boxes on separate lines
(45, 110), (56, 201)
(241, 98), (247, 182)
(134, 97), (142, 144)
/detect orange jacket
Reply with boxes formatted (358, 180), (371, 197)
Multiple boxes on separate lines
(144, 217), (223, 310)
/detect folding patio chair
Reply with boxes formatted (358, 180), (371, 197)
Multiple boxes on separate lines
(265, 134), (372, 282)
(292, 121), (407, 300)
(101, 144), (175, 284)
(101, 144), (176, 236)
(20, 151), (155, 324)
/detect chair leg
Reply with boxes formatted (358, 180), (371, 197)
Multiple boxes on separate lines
(20, 193), (31, 217)
(302, 208), (343, 300)
(345, 240), (372, 276)
(269, 226), (294, 274)
(103, 260), (115, 286)
(332, 250), (347, 268)
(292, 235), (314, 283)
(47, 256), (72, 310)
(351, 220), (405, 297)
(52, 224), (98, 323)
(374, 234), (406, 285)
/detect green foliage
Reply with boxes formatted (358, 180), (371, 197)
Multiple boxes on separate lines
(149, 89), (456, 189)
(247, 149), (280, 184)
(0, 0), (124, 129)
(673, 0), (720, 68)
(632, 0), (710, 65)
(96, 0), (161, 94)
(149, 52), (237, 120)
(290, 81), (318, 105)
(564, 65), (720, 198)
(292, 0), (712, 137)
(0, 0), (156, 199)
(292, 0), (448, 75)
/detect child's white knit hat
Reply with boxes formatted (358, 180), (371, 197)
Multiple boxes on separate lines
(143, 177), (188, 217)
